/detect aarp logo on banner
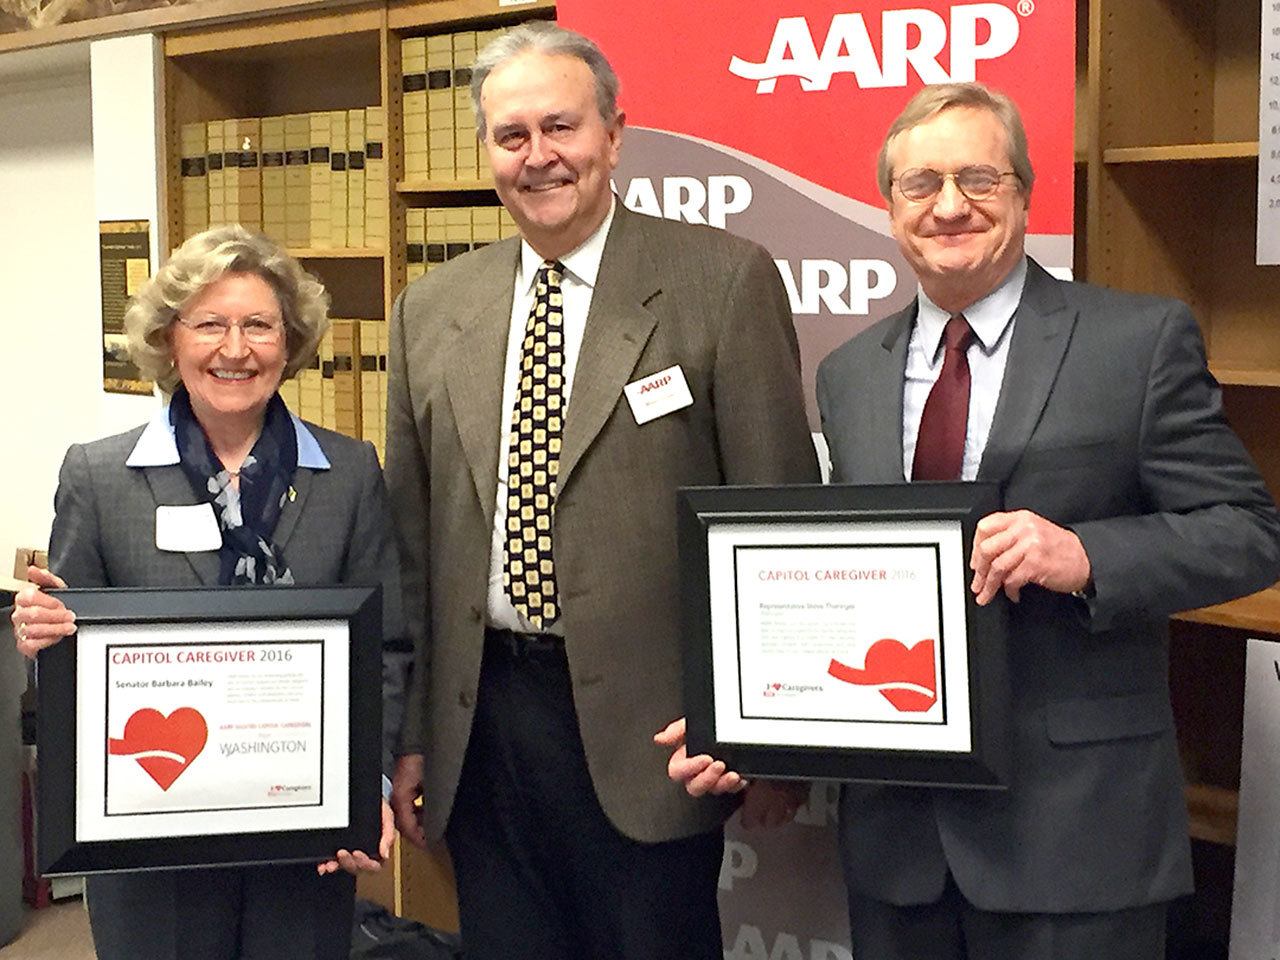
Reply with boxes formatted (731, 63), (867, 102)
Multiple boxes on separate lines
(558, 0), (1073, 236)
(730, 4), (1022, 93)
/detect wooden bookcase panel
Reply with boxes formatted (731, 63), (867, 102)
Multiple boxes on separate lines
(1209, 0), (1261, 145)
(1093, 163), (1216, 316)
(1094, 161), (1280, 384)
(1204, 164), (1280, 378)
(383, 18), (406, 315)
(1169, 621), (1246, 797)
(387, 0), (554, 32)
(1098, 0), (1258, 150)
(301, 256), (387, 320)
(164, 3), (384, 56)
(166, 35), (383, 121)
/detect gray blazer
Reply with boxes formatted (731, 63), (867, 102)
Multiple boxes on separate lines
(387, 205), (821, 844)
(816, 258), (1280, 913)
(47, 414), (408, 775)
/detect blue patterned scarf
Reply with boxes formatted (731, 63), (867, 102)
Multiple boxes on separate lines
(169, 386), (297, 585)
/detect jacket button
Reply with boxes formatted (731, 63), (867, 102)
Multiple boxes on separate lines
(470, 606), (482, 622)
(459, 690), (474, 709)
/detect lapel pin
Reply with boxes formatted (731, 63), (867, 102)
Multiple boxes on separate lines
(288, 486), (297, 502)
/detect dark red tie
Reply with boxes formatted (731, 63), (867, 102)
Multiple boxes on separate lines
(912, 314), (974, 481)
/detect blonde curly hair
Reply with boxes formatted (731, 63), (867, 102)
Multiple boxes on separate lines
(124, 225), (331, 393)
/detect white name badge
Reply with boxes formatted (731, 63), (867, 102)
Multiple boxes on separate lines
(155, 504), (222, 553)
(624, 364), (694, 425)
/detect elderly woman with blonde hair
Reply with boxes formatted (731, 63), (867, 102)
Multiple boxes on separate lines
(10, 225), (406, 960)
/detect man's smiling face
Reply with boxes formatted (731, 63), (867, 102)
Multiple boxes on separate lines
(480, 50), (623, 261)
(887, 105), (1028, 313)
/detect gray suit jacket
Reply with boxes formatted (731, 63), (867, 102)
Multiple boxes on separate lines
(387, 205), (821, 844)
(816, 259), (1280, 913)
(47, 418), (408, 775)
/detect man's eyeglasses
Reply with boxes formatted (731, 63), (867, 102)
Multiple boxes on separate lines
(174, 313), (285, 345)
(892, 165), (1021, 203)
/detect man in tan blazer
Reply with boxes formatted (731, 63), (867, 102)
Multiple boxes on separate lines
(385, 21), (819, 960)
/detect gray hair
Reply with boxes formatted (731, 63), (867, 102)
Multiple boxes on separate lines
(877, 82), (1035, 202)
(123, 224), (330, 394)
(470, 21), (620, 140)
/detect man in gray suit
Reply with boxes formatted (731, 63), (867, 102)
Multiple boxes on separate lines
(385, 22), (819, 960)
(672, 83), (1280, 958)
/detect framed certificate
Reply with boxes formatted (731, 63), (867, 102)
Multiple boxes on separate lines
(37, 585), (382, 875)
(678, 483), (1010, 789)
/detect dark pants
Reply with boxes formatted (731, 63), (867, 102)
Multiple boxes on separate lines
(445, 629), (724, 960)
(847, 876), (1168, 960)
(86, 863), (355, 960)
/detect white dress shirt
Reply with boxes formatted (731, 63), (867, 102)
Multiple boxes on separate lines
(486, 199), (617, 633)
(902, 257), (1027, 481)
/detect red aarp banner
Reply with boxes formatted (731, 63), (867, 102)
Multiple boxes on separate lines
(560, 1), (1076, 429)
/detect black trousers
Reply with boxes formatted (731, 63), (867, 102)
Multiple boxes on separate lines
(445, 629), (724, 960)
(86, 863), (355, 960)
(847, 876), (1168, 960)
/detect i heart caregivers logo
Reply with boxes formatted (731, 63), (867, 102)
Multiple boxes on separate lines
(108, 707), (208, 791)
(828, 639), (938, 712)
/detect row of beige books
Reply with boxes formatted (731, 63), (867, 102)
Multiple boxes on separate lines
(402, 25), (517, 183)
(279, 318), (389, 462)
(180, 108), (389, 251)
(405, 205), (519, 282)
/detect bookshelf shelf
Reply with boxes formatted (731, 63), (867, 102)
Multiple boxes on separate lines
(1173, 584), (1280, 634)
(1102, 141), (1258, 164)
(164, 4), (383, 57)
(291, 247), (386, 259)
(1210, 366), (1280, 388)
(387, 0), (555, 31)
(396, 179), (496, 194)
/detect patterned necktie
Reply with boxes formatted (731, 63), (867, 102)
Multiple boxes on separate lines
(503, 261), (566, 629)
(912, 314), (974, 482)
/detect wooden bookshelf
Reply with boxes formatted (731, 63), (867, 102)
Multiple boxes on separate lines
(1085, 0), (1280, 947)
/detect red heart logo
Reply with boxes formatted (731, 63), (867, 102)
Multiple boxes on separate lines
(827, 639), (938, 713)
(771, 683), (782, 690)
(108, 707), (208, 791)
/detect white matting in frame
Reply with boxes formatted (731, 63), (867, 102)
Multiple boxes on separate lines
(708, 519), (972, 754)
(75, 618), (350, 843)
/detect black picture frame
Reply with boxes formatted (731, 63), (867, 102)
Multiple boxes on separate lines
(678, 482), (1010, 789)
(37, 585), (382, 875)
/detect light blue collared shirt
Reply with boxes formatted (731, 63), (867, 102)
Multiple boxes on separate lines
(126, 404), (332, 471)
(902, 257), (1027, 481)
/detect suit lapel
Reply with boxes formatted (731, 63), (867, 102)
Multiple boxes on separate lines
(141, 465), (221, 585)
(444, 241), (520, 527)
(272, 468), (313, 552)
(862, 307), (915, 483)
(977, 260), (1077, 484)
(558, 209), (658, 493)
